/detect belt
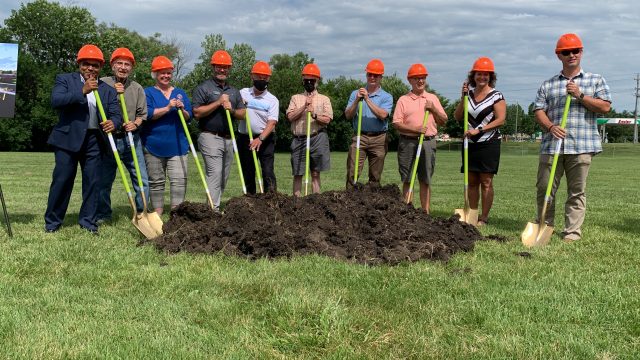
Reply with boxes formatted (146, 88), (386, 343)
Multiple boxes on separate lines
(203, 130), (231, 139)
(401, 134), (435, 141)
(359, 131), (386, 136)
(294, 128), (325, 140)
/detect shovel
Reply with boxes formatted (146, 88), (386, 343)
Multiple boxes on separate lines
(118, 94), (163, 235)
(244, 111), (264, 193)
(353, 101), (363, 185)
(304, 111), (312, 196)
(94, 90), (156, 239)
(177, 109), (214, 209)
(454, 94), (478, 225)
(225, 109), (247, 195)
(521, 95), (572, 247)
(405, 110), (430, 204)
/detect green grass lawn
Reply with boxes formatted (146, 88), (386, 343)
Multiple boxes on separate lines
(0, 143), (639, 359)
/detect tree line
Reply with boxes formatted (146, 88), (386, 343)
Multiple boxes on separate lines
(0, 0), (632, 151)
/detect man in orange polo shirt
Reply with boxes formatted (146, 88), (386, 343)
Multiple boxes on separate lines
(392, 63), (448, 213)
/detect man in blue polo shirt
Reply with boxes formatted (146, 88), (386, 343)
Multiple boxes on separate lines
(344, 59), (394, 189)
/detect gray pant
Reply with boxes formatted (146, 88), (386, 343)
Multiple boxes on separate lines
(144, 150), (188, 210)
(198, 132), (233, 209)
(536, 153), (593, 238)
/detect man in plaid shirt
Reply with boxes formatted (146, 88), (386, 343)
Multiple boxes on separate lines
(533, 33), (612, 242)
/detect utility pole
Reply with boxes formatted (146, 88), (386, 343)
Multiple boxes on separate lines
(634, 74), (639, 144)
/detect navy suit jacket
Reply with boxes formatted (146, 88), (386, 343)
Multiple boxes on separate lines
(48, 72), (122, 152)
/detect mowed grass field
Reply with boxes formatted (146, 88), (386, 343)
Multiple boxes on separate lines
(0, 143), (638, 359)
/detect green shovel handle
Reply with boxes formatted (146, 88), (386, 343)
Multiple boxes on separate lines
(304, 111), (312, 196)
(407, 110), (430, 200)
(118, 94), (145, 193)
(463, 95), (469, 188)
(544, 95), (572, 198)
(244, 111), (264, 193)
(225, 109), (247, 194)
(354, 100), (363, 183)
(177, 109), (214, 209)
(94, 90), (133, 196)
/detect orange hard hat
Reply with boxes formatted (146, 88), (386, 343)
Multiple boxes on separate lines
(302, 63), (321, 78)
(211, 50), (232, 66)
(555, 33), (583, 53)
(151, 56), (174, 72)
(110, 47), (135, 65)
(251, 61), (272, 76)
(365, 59), (384, 75)
(76, 44), (104, 65)
(407, 63), (428, 78)
(471, 57), (495, 72)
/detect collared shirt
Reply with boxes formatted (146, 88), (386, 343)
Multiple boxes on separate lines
(286, 91), (333, 136)
(100, 76), (147, 131)
(392, 91), (445, 137)
(80, 73), (98, 129)
(239, 87), (279, 135)
(192, 79), (246, 134)
(346, 87), (393, 132)
(534, 69), (611, 155)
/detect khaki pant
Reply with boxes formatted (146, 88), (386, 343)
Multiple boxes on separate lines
(536, 153), (593, 238)
(346, 133), (387, 188)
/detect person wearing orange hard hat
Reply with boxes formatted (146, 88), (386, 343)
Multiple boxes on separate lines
(141, 55), (193, 215)
(238, 61), (279, 194)
(44, 44), (122, 234)
(344, 59), (394, 189)
(453, 56), (506, 226)
(96, 47), (150, 223)
(392, 63), (448, 213)
(192, 49), (246, 209)
(532, 33), (611, 242)
(286, 62), (334, 196)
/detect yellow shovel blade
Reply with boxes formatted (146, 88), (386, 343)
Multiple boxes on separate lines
(133, 214), (159, 240)
(146, 211), (164, 235)
(454, 208), (479, 226)
(521, 222), (554, 247)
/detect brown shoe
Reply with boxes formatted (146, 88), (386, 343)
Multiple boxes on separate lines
(563, 234), (580, 243)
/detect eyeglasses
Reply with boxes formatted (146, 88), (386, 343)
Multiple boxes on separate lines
(366, 73), (382, 78)
(80, 61), (101, 69)
(303, 79), (317, 84)
(560, 48), (581, 56)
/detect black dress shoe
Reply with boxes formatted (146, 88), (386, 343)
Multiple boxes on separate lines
(45, 227), (60, 233)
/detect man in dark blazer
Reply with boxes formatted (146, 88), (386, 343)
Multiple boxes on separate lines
(44, 44), (121, 234)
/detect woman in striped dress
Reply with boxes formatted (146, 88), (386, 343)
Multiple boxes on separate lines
(453, 57), (506, 226)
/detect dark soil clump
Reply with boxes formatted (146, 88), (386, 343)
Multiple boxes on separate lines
(151, 184), (485, 265)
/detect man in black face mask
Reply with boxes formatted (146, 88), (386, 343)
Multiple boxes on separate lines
(286, 63), (333, 196)
(238, 61), (279, 193)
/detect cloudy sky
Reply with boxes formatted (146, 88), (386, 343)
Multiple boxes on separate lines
(2, 0), (639, 112)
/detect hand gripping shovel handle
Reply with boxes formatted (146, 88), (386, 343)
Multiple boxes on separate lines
(406, 110), (430, 204)
(304, 111), (312, 196)
(94, 91), (135, 207)
(353, 100), (363, 184)
(541, 95), (572, 220)
(244, 111), (264, 193)
(225, 109), (247, 195)
(177, 109), (214, 209)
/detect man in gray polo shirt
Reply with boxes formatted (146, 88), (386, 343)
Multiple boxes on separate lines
(97, 47), (148, 223)
(239, 61), (279, 194)
(192, 50), (246, 209)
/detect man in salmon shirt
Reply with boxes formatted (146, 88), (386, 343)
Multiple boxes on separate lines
(392, 63), (448, 213)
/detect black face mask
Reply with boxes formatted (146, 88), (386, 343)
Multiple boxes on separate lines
(253, 79), (269, 91)
(303, 79), (316, 93)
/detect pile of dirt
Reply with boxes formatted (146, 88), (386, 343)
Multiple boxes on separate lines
(150, 184), (484, 265)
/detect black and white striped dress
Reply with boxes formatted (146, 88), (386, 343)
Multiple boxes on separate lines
(462, 88), (504, 174)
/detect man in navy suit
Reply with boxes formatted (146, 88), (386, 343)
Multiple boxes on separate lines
(44, 44), (121, 234)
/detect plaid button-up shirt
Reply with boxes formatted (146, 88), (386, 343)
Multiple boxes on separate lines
(534, 69), (611, 154)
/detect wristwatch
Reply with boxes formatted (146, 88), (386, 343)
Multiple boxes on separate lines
(579, 92), (585, 101)
(477, 126), (484, 133)
(258, 135), (265, 141)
